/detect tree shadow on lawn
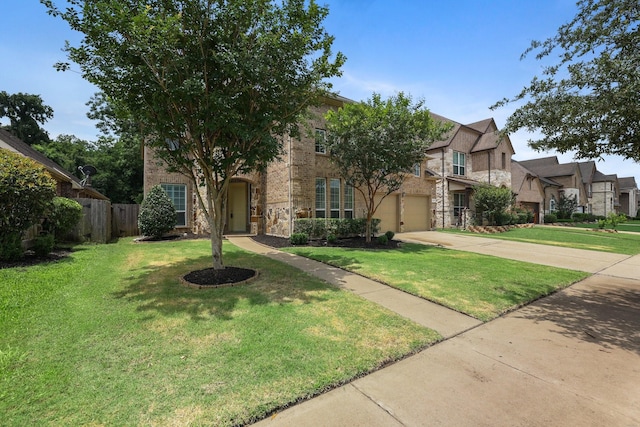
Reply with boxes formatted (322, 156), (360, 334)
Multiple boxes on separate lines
(512, 278), (640, 355)
(112, 249), (338, 322)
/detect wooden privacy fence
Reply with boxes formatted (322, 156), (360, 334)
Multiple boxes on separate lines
(70, 199), (140, 243)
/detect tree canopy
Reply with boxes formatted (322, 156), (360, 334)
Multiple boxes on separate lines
(324, 92), (450, 241)
(44, 0), (345, 268)
(492, 0), (640, 162)
(0, 91), (53, 146)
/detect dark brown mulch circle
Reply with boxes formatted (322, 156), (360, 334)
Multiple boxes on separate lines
(182, 266), (256, 287)
(251, 234), (401, 249)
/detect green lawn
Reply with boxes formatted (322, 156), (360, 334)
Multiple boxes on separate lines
(443, 225), (640, 255)
(285, 243), (588, 322)
(570, 219), (640, 233)
(0, 239), (439, 426)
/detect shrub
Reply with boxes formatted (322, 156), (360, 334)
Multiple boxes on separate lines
(557, 194), (578, 220)
(376, 234), (388, 245)
(45, 197), (83, 241)
(0, 148), (56, 260)
(572, 213), (596, 222)
(384, 230), (395, 240)
(33, 234), (55, 257)
(607, 212), (627, 229)
(290, 233), (308, 245)
(473, 185), (514, 226)
(138, 185), (177, 238)
(0, 232), (23, 261)
(293, 218), (380, 239)
(544, 213), (557, 224)
(326, 234), (338, 244)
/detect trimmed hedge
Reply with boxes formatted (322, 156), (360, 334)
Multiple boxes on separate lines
(294, 218), (381, 239)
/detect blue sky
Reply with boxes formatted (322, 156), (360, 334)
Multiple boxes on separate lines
(2, 0), (638, 184)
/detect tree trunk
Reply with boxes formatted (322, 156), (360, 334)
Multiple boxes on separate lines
(365, 213), (373, 243)
(205, 182), (226, 270)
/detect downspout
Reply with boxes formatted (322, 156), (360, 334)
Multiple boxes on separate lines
(288, 135), (293, 236)
(442, 148), (446, 228)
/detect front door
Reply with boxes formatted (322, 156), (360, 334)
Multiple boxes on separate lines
(228, 182), (248, 233)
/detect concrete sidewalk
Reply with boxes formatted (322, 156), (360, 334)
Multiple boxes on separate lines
(227, 233), (640, 426)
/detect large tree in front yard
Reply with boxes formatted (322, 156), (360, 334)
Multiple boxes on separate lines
(43, 0), (344, 269)
(324, 92), (450, 242)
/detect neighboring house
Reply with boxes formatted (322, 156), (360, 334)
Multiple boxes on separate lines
(591, 171), (619, 217)
(145, 95), (513, 237)
(511, 160), (554, 223)
(0, 128), (108, 201)
(618, 177), (638, 218)
(516, 157), (588, 215)
(424, 116), (514, 228)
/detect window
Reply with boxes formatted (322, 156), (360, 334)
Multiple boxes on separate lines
(550, 196), (557, 212)
(413, 163), (421, 177)
(160, 183), (187, 226)
(315, 178), (326, 218)
(453, 193), (465, 217)
(330, 178), (341, 218)
(501, 152), (506, 169)
(315, 129), (327, 154)
(344, 183), (354, 219)
(453, 151), (465, 175)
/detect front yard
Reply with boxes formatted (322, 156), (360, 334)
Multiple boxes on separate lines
(285, 243), (588, 321)
(0, 239), (439, 426)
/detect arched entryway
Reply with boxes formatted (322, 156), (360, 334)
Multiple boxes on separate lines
(227, 180), (250, 233)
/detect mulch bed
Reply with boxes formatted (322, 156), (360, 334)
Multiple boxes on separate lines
(251, 234), (402, 249)
(182, 266), (257, 287)
(0, 249), (71, 269)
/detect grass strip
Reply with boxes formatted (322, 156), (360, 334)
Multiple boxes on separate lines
(442, 226), (640, 255)
(285, 243), (588, 321)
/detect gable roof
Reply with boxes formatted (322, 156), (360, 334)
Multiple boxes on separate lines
(512, 160), (562, 187)
(577, 161), (596, 184)
(465, 118), (494, 133)
(592, 170), (618, 183)
(618, 177), (637, 190)
(0, 128), (109, 200)
(426, 114), (513, 154)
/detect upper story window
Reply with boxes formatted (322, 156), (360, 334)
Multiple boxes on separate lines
(413, 163), (421, 177)
(501, 152), (506, 169)
(315, 129), (327, 154)
(453, 151), (466, 176)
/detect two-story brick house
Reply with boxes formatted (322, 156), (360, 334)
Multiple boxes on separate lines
(144, 95), (514, 236)
(424, 116), (515, 228)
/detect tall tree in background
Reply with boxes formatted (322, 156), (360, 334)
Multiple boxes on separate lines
(0, 91), (53, 146)
(324, 93), (450, 242)
(492, 0), (640, 162)
(44, 0), (345, 269)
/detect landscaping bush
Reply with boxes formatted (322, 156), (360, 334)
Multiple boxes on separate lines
(294, 218), (380, 239)
(384, 230), (395, 240)
(557, 194), (578, 220)
(572, 213), (596, 222)
(376, 234), (388, 245)
(0, 232), (23, 261)
(45, 197), (83, 241)
(290, 232), (308, 245)
(544, 213), (557, 223)
(137, 185), (177, 238)
(0, 148), (56, 260)
(607, 212), (627, 229)
(473, 185), (514, 226)
(33, 234), (55, 257)
(326, 234), (338, 244)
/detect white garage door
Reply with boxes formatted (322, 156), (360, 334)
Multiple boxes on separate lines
(373, 195), (399, 233)
(404, 196), (431, 232)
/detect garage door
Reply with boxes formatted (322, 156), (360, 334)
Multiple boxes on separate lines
(374, 194), (399, 233)
(403, 196), (431, 232)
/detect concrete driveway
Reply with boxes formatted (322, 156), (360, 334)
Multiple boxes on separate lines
(250, 232), (640, 426)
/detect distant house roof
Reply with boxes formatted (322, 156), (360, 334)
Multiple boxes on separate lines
(0, 128), (109, 200)
(512, 160), (562, 187)
(578, 161), (596, 184)
(618, 177), (637, 190)
(592, 170), (618, 182)
(426, 114), (513, 154)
